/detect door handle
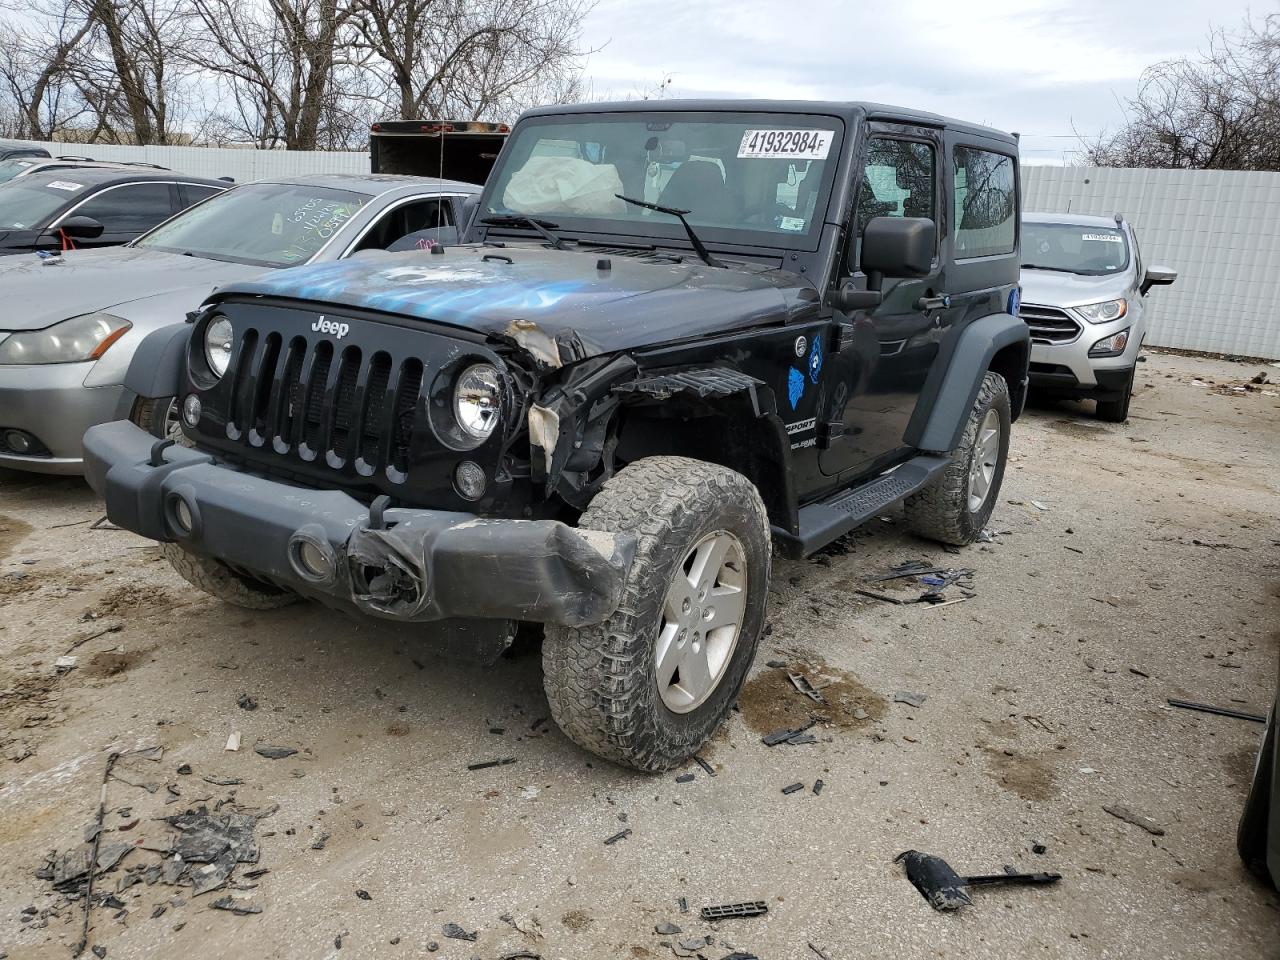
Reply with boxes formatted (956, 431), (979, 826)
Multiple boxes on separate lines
(914, 294), (951, 311)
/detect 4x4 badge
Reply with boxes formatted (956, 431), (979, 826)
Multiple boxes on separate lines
(312, 316), (349, 339)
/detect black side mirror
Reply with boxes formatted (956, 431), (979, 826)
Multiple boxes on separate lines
(57, 216), (105, 240)
(861, 216), (936, 283)
(1140, 264), (1176, 296)
(829, 216), (937, 313)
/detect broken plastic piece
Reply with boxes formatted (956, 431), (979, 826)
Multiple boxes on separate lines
(253, 744), (297, 760)
(467, 757), (516, 771)
(895, 850), (1061, 911)
(761, 719), (817, 746)
(694, 756), (716, 777)
(787, 673), (827, 704)
(604, 828), (632, 845)
(893, 691), (927, 708)
(700, 901), (768, 920)
(781, 782), (804, 795)
(675, 773), (695, 784)
(813, 779), (824, 795)
(210, 894), (262, 915)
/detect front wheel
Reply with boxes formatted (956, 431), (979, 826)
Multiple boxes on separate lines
(1095, 366), (1135, 422)
(542, 457), (771, 772)
(903, 371), (1011, 546)
(130, 396), (193, 446)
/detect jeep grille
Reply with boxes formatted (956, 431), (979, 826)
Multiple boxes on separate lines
(223, 327), (421, 480)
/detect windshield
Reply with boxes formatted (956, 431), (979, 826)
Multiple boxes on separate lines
(0, 158), (41, 184)
(0, 178), (84, 229)
(137, 182), (371, 267)
(1021, 221), (1130, 276)
(483, 111), (843, 251)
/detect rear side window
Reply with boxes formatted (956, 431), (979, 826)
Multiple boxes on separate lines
(952, 147), (1016, 258)
(76, 183), (175, 235)
(179, 184), (224, 208)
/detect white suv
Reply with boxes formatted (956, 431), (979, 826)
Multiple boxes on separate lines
(1019, 212), (1176, 421)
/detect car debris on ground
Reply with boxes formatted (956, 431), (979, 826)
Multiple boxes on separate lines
(895, 850), (1061, 911)
(1103, 804), (1166, 836)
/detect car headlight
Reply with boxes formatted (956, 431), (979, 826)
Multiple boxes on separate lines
(1089, 328), (1131, 358)
(1075, 298), (1127, 324)
(204, 315), (234, 378)
(453, 363), (502, 444)
(0, 312), (131, 365)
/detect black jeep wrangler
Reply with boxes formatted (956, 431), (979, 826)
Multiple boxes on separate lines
(84, 100), (1029, 772)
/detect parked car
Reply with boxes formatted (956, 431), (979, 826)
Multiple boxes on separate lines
(0, 155), (171, 185)
(0, 139), (51, 164)
(0, 173), (478, 474)
(1019, 212), (1176, 421)
(1239, 659), (1279, 890)
(0, 168), (227, 258)
(84, 99), (1029, 771)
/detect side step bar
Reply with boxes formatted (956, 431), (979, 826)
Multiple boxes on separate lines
(773, 454), (951, 558)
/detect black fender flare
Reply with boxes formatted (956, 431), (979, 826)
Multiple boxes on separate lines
(910, 312), (1030, 454)
(123, 323), (192, 399)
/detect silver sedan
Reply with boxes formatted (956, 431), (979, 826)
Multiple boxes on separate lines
(0, 173), (478, 474)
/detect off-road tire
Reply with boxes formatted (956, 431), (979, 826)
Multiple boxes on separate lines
(1095, 367), (1135, 423)
(903, 371), (1010, 546)
(542, 456), (771, 772)
(161, 543), (297, 610)
(130, 396), (194, 447)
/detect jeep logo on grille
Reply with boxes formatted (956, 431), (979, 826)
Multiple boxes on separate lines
(311, 316), (349, 339)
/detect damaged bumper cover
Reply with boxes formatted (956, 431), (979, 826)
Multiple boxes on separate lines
(82, 421), (636, 627)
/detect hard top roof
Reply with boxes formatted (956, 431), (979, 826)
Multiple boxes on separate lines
(520, 99), (1016, 144)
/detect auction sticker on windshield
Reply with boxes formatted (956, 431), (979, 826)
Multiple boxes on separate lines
(1082, 233), (1123, 242)
(45, 181), (83, 192)
(738, 129), (833, 160)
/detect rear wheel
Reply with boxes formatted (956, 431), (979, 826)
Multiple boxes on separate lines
(542, 456), (771, 772)
(903, 371), (1010, 546)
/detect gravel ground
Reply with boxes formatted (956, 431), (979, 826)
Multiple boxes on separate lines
(0, 351), (1277, 960)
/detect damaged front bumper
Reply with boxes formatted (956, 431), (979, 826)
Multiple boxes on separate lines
(82, 421), (636, 628)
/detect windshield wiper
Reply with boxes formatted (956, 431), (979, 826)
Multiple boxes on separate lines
(614, 194), (723, 268)
(481, 214), (567, 250)
(1020, 263), (1079, 274)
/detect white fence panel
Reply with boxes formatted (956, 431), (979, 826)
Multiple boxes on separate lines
(4, 138), (369, 182)
(1021, 166), (1280, 359)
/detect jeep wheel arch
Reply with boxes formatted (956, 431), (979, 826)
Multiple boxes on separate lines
(906, 312), (1029, 454)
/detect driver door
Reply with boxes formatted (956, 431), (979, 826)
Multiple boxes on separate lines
(818, 126), (955, 479)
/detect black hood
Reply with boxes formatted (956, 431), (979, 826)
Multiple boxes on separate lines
(219, 244), (820, 356)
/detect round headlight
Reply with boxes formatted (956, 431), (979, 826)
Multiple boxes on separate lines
(204, 316), (234, 378)
(453, 363), (501, 443)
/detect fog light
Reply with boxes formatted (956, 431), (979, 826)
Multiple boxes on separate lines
(172, 498), (193, 534)
(4, 429), (31, 453)
(297, 540), (330, 578)
(454, 460), (486, 500)
(182, 394), (202, 427)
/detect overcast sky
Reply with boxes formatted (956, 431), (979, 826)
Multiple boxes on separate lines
(578, 0), (1266, 164)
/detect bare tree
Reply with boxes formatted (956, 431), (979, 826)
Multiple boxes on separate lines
(350, 0), (591, 121)
(1084, 14), (1280, 171)
(79, 0), (194, 144)
(187, 0), (358, 149)
(0, 4), (95, 140)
